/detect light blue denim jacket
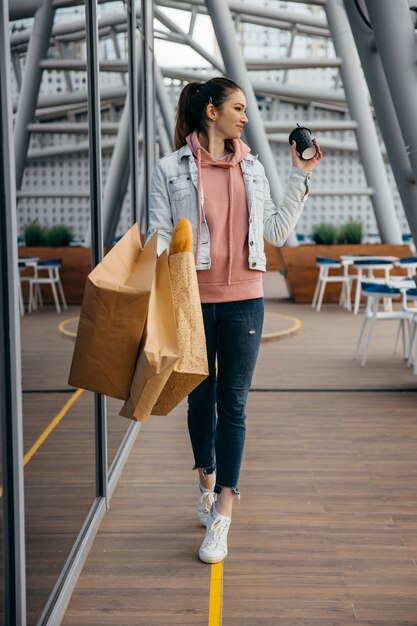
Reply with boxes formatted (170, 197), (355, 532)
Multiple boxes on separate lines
(147, 143), (311, 272)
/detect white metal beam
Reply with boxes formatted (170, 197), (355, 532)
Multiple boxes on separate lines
(14, 0), (55, 190)
(160, 67), (346, 106)
(9, 0), (42, 20)
(325, 0), (402, 243)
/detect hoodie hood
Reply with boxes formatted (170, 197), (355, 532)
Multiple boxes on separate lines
(186, 131), (250, 168)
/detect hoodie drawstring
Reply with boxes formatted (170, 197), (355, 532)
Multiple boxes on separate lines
(227, 167), (233, 286)
(195, 145), (203, 266)
(195, 149), (233, 283)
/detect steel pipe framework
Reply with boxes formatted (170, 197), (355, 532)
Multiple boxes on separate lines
(100, 45), (143, 245)
(364, 0), (417, 221)
(13, 0), (55, 190)
(325, 0), (402, 244)
(343, 0), (417, 246)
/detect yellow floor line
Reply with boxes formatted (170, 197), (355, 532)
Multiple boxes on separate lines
(0, 388), (84, 499)
(59, 316), (78, 339)
(262, 311), (301, 342)
(23, 387), (84, 466)
(208, 562), (223, 626)
(61, 313), (301, 344)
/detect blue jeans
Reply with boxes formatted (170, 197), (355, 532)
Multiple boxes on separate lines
(187, 297), (264, 495)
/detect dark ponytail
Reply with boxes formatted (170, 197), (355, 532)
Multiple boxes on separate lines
(174, 76), (243, 150)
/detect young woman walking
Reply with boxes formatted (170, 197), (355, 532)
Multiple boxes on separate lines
(147, 77), (323, 564)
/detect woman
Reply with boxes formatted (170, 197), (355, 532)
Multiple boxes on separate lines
(147, 77), (323, 564)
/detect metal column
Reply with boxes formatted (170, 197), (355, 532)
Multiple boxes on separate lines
(13, 0), (55, 190)
(155, 63), (174, 149)
(127, 0), (139, 225)
(157, 115), (172, 157)
(0, 0), (26, 623)
(325, 0), (402, 244)
(85, 0), (108, 500)
(205, 0), (298, 246)
(343, 0), (417, 246)
(100, 47), (143, 246)
(141, 0), (156, 234)
(364, 0), (417, 203)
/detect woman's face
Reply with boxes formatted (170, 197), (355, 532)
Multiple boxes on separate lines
(211, 89), (248, 140)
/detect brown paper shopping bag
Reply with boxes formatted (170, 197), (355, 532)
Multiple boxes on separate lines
(119, 250), (180, 421)
(68, 225), (157, 399)
(151, 249), (209, 416)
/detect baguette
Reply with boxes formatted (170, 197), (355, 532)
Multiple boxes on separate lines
(169, 217), (193, 255)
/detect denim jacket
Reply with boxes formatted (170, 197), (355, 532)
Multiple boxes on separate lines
(147, 143), (311, 272)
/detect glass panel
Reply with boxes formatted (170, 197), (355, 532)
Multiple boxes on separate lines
(21, 307), (96, 626)
(107, 398), (132, 469)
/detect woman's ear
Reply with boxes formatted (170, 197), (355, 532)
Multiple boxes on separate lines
(206, 103), (216, 122)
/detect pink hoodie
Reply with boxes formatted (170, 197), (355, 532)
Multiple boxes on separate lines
(186, 131), (263, 303)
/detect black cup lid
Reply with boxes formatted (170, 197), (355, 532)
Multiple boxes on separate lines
(288, 124), (313, 145)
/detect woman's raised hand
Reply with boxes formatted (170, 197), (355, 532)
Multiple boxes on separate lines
(291, 138), (323, 173)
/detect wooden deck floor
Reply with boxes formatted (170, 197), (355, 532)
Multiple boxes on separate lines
(18, 273), (417, 625)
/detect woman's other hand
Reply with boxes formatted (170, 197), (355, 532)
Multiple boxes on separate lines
(291, 138), (323, 173)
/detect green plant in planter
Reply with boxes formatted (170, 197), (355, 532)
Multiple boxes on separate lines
(341, 221), (363, 244)
(23, 222), (74, 246)
(47, 224), (73, 247)
(312, 222), (338, 245)
(24, 222), (48, 246)
(336, 224), (347, 244)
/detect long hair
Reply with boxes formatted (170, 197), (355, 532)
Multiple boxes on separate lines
(174, 77), (243, 150)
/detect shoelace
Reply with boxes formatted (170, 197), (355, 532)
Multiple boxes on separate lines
(200, 489), (216, 513)
(206, 517), (230, 547)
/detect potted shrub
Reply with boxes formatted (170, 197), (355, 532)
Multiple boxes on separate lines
(336, 221), (363, 245)
(23, 222), (48, 247)
(312, 222), (338, 245)
(46, 224), (73, 247)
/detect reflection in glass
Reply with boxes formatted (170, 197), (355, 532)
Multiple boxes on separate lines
(21, 311), (96, 626)
(108, 398), (132, 470)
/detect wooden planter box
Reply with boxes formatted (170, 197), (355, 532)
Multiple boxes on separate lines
(278, 244), (414, 304)
(19, 242), (414, 306)
(19, 246), (92, 305)
(264, 240), (282, 271)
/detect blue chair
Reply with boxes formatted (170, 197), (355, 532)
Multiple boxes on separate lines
(28, 258), (67, 314)
(18, 257), (39, 315)
(352, 259), (394, 314)
(312, 257), (352, 312)
(395, 256), (417, 278)
(354, 282), (412, 366)
(403, 288), (417, 374)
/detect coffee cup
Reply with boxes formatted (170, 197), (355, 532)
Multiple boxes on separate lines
(288, 124), (316, 160)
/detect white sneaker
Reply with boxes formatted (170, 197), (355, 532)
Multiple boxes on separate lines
(197, 486), (216, 527)
(199, 512), (231, 564)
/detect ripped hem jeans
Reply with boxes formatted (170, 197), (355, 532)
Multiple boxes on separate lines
(187, 297), (264, 497)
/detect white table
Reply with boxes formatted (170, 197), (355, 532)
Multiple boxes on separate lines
(340, 256), (399, 314)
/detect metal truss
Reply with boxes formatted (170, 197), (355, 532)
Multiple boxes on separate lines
(7, 0), (417, 247)
(360, 0), (417, 244)
(325, 0), (402, 243)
